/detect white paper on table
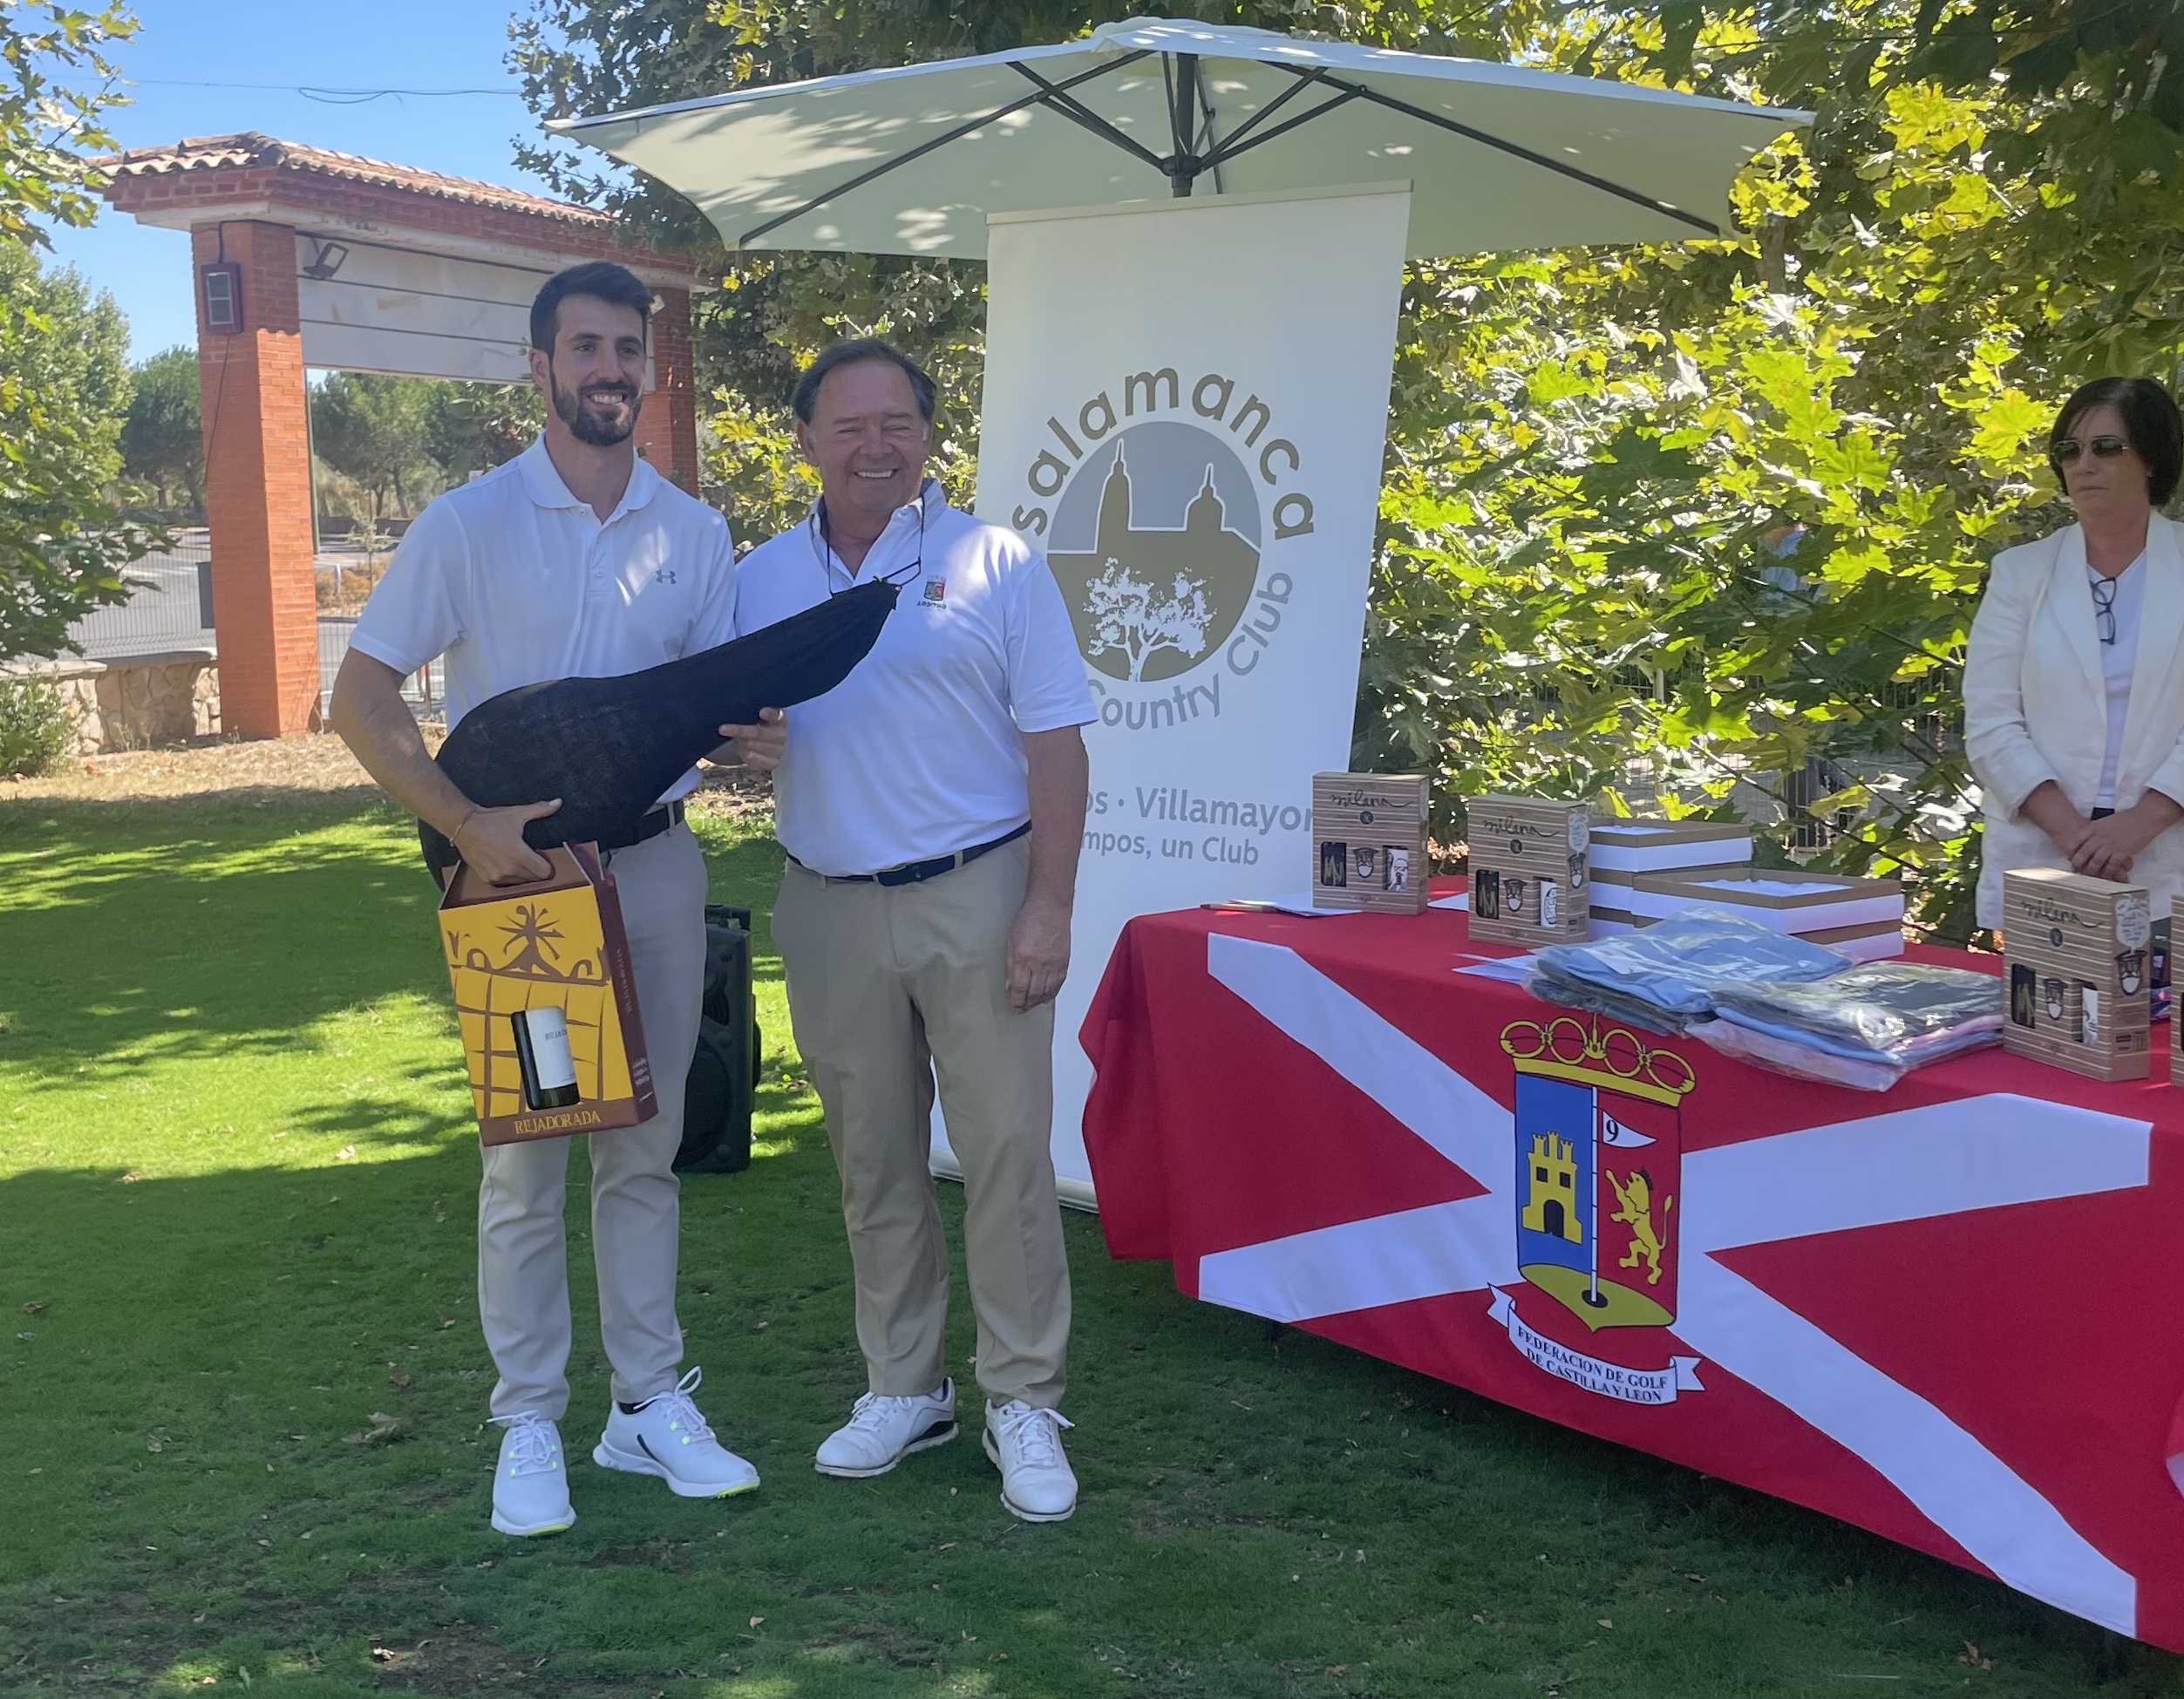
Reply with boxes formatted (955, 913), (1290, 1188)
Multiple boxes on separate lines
(1255, 891), (1363, 917)
(1430, 893), (1470, 911)
(1454, 953), (1541, 982)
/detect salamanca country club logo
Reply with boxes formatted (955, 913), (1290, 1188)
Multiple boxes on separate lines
(1008, 367), (1317, 733)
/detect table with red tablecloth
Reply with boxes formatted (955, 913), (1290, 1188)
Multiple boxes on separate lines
(1078, 891), (2184, 1649)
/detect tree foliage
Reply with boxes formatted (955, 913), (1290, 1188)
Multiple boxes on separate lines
(0, 0), (149, 662)
(0, 1), (133, 250)
(119, 343), (200, 516)
(423, 379), (543, 483)
(310, 374), (439, 522)
(0, 238), (149, 658)
(514, 0), (2184, 939)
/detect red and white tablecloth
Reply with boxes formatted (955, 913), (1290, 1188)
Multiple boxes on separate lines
(1078, 894), (2184, 1649)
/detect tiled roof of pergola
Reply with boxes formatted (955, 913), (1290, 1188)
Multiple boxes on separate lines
(96, 132), (616, 225)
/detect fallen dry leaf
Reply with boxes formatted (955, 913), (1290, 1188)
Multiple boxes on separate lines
(749, 1616), (764, 1628)
(1959, 1641), (1997, 1672)
(20, 1301), (45, 1315)
(336, 1145), (357, 1162)
(388, 1371), (411, 1390)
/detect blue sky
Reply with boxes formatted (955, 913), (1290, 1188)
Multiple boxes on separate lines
(45, 1), (589, 358)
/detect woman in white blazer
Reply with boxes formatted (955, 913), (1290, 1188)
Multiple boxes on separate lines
(1966, 377), (2184, 928)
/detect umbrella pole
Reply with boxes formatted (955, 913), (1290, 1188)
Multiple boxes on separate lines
(1167, 51), (1200, 196)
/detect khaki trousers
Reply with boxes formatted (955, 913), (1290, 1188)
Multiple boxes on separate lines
(477, 822), (707, 1420)
(773, 834), (1071, 1408)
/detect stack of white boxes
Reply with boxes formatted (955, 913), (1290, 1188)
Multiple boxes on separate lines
(1587, 820), (1752, 935)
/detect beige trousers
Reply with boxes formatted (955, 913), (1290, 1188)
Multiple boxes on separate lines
(477, 823), (707, 1421)
(773, 835), (1071, 1409)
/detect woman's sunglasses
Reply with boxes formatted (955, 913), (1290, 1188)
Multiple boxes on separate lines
(2055, 434), (2133, 464)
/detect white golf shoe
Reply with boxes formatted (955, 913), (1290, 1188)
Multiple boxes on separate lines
(983, 1400), (1077, 1523)
(592, 1366), (760, 1499)
(490, 1412), (575, 1538)
(814, 1379), (959, 1478)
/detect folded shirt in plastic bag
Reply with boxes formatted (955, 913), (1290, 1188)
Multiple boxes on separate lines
(1692, 961), (2004, 1090)
(1709, 960), (2003, 1055)
(1529, 907), (1850, 1025)
(1692, 1015), (1999, 1090)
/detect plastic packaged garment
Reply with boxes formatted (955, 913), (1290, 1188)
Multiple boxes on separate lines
(1530, 907), (1849, 1025)
(1693, 961), (2004, 1090)
(1692, 1015), (2000, 1090)
(1526, 971), (1689, 1036)
(1711, 961), (2003, 1056)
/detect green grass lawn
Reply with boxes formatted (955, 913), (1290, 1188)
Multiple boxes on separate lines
(1, 780), (2179, 1698)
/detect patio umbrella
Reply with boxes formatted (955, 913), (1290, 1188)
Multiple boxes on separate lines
(549, 16), (1807, 260)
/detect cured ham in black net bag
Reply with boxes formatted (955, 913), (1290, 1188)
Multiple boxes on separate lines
(418, 578), (897, 877)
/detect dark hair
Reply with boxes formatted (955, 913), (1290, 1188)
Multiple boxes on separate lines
(792, 338), (937, 425)
(529, 262), (652, 356)
(2051, 377), (2184, 505)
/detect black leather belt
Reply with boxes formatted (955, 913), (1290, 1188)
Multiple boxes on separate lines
(804, 821), (1031, 887)
(598, 799), (686, 853)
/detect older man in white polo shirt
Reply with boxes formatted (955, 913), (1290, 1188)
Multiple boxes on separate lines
(733, 339), (1093, 1521)
(330, 262), (772, 1539)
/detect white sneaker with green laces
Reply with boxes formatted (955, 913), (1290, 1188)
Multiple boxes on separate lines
(491, 1412), (575, 1538)
(814, 1379), (959, 1478)
(593, 1366), (761, 1499)
(983, 1400), (1077, 1523)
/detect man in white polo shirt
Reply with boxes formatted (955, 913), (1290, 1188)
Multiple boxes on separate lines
(330, 262), (770, 1539)
(730, 339), (1093, 1521)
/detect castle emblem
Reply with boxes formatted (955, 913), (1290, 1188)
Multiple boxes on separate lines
(1491, 1018), (1704, 1403)
(1506, 1016), (1691, 1330)
(1046, 423), (1261, 683)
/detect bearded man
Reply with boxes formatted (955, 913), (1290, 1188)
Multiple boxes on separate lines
(330, 262), (781, 1538)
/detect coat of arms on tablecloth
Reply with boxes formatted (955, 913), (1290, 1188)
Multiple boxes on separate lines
(1492, 1017), (1704, 1403)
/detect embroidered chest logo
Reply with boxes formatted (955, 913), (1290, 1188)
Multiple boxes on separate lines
(921, 577), (947, 605)
(653, 569), (678, 586)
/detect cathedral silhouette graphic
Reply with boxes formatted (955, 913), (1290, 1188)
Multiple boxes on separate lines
(1048, 435), (1262, 684)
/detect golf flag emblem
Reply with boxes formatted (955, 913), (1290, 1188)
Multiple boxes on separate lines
(1494, 1018), (1703, 1403)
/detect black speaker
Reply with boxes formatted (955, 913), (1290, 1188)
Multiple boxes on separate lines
(675, 904), (765, 1173)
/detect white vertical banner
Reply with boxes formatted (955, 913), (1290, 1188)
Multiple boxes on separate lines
(947, 183), (1412, 1205)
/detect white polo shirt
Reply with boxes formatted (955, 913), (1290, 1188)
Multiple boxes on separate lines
(734, 483), (1095, 875)
(349, 436), (738, 802)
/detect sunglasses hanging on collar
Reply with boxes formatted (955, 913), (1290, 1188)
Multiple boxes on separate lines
(811, 486), (931, 596)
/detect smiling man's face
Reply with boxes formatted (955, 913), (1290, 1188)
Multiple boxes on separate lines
(530, 292), (647, 448)
(796, 358), (931, 540)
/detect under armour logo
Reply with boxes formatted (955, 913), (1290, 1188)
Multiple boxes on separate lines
(654, 569), (678, 585)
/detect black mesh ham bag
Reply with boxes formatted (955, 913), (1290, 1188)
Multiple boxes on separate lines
(418, 578), (897, 877)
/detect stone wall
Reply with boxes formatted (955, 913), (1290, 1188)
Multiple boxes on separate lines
(9, 653), (221, 753)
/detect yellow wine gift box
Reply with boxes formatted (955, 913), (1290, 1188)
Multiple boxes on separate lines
(438, 842), (657, 1146)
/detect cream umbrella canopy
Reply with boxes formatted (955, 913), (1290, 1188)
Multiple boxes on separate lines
(549, 16), (1807, 261)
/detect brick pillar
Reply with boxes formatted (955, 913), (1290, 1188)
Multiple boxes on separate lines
(633, 285), (700, 495)
(194, 220), (318, 738)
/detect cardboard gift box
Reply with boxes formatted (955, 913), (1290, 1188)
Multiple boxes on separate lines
(1624, 866), (1905, 958)
(1312, 772), (1431, 914)
(1465, 793), (1591, 946)
(1588, 819), (1752, 929)
(2002, 867), (2153, 1083)
(439, 842), (657, 1145)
